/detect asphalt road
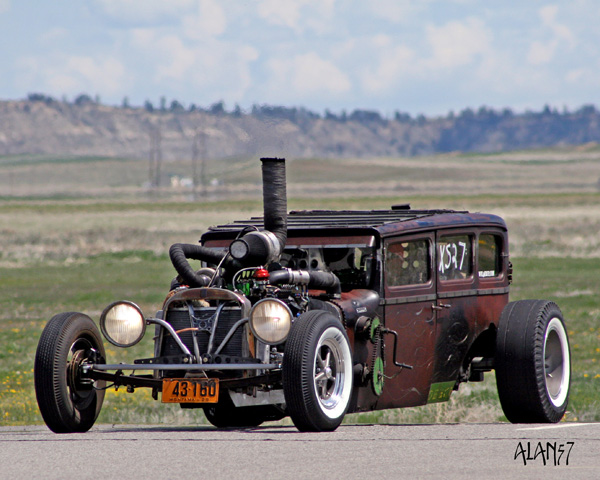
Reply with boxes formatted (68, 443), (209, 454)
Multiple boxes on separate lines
(1, 423), (598, 480)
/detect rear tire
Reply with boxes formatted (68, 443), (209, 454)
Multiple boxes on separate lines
(495, 300), (570, 423)
(283, 310), (353, 432)
(34, 312), (106, 433)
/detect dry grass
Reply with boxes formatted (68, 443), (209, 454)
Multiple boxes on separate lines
(2, 147), (600, 198)
(2, 192), (599, 268)
(0, 207), (234, 266)
(2, 148), (600, 266)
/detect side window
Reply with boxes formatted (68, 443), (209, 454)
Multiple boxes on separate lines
(385, 239), (431, 287)
(478, 234), (502, 278)
(438, 235), (472, 281)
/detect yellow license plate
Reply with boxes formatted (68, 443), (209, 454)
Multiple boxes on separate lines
(161, 378), (219, 404)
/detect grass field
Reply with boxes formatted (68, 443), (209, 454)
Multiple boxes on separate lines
(1, 150), (599, 427)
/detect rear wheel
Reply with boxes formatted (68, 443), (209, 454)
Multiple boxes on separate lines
(34, 312), (106, 433)
(495, 300), (570, 423)
(283, 310), (353, 432)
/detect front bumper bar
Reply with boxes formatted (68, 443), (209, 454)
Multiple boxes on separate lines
(91, 363), (279, 371)
(88, 368), (282, 391)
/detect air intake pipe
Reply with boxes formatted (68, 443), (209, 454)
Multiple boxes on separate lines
(228, 157), (288, 266)
(169, 243), (242, 287)
(268, 269), (342, 297)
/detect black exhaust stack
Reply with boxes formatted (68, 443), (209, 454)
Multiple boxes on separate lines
(228, 158), (288, 266)
(261, 157), (287, 252)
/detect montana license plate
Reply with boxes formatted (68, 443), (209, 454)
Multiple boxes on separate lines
(161, 378), (219, 403)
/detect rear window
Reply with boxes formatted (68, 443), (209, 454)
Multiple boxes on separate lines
(385, 239), (431, 286)
(478, 234), (502, 278)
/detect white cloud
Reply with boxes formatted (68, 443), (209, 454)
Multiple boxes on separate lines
(154, 36), (197, 81)
(361, 37), (416, 93)
(182, 0), (227, 40)
(92, 0), (196, 24)
(338, 18), (492, 99)
(0, 0), (10, 14)
(566, 68), (585, 84)
(129, 27), (258, 101)
(257, 0), (336, 34)
(258, 0), (302, 30)
(425, 17), (491, 68)
(527, 5), (575, 66)
(473, 49), (564, 107)
(39, 27), (69, 43)
(564, 67), (600, 89)
(527, 41), (555, 66)
(16, 54), (129, 97)
(368, 0), (428, 24)
(267, 52), (351, 97)
(540, 5), (574, 45)
(304, 0), (336, 34)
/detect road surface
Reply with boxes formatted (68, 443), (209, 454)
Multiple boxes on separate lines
(0, 423), (598, 479)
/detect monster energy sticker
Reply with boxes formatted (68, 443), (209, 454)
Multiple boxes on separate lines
(427, 381), (455, 403)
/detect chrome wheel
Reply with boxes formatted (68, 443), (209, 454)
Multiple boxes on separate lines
(544, 317), (570, 408)
(66, 338), (98, 411)
(313, 327), (353, 419)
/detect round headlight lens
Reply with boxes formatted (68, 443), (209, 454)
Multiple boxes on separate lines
(100, 301), (146, 347)
(249, 299), (292, 345)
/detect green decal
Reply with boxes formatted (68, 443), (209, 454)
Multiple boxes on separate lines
(427, 381), (455, 403)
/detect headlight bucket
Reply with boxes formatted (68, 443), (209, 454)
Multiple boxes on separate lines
(249, 298), (292, 345)
(100, 301), (146, 348)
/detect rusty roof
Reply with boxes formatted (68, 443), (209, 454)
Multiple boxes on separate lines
(202, 208), (507, 244)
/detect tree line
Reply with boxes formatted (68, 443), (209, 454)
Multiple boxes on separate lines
(24, 92), (600, 154)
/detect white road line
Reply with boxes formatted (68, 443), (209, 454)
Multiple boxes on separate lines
(517, 423), (596, 431)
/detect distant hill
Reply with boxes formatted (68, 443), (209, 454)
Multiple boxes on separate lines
(1, 95), (599, 160)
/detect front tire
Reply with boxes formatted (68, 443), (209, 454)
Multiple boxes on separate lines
(283, 310), (353, 432)
(34, 312), (106, 433)
(495, 300), (570, 423)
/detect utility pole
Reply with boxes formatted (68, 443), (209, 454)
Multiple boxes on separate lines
(192, 128), (206, 200)
(155, 128), (162, 188)
(148, 126), (162, 191)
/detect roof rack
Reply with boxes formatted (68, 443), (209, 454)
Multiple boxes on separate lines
(208, 208), (467, 232)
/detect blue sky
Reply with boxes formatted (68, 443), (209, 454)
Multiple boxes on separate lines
(1, 1), (598, 116)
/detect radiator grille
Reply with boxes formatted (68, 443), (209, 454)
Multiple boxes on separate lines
(162, 306), (245, 358)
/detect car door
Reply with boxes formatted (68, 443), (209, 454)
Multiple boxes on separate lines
(377, 233), (438, 409)
(431, 230), (477, 400)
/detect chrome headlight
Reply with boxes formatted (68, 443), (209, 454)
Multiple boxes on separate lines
(249, 299), (292, 345)
(100, 301), (146, 347)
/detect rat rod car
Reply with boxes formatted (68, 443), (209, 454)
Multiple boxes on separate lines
(34, 158), (571, 432)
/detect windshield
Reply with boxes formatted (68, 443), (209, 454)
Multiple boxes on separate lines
(280, 245), (375, 290)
